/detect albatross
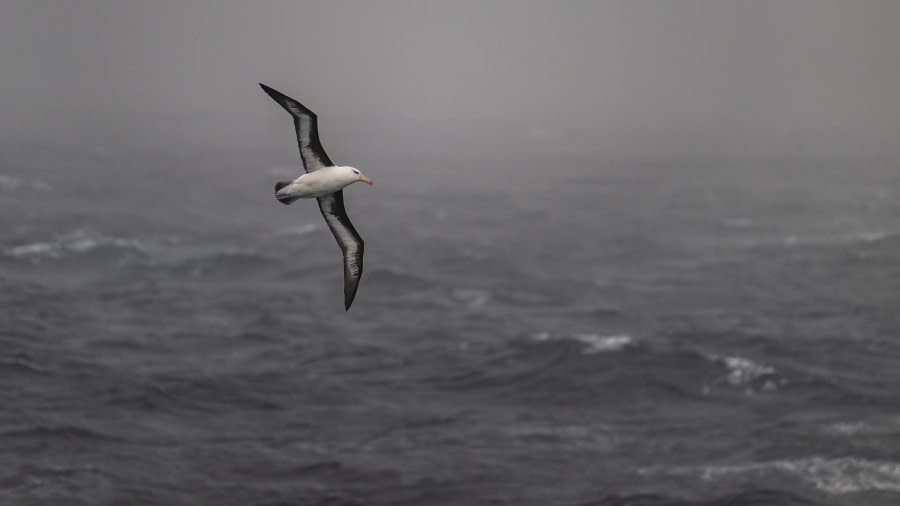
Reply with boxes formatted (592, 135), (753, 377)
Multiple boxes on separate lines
(260, 83), (373, 310)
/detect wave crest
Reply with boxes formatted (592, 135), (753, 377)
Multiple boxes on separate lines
(529, 332), (633, 354)
(645, 456), (900, 495)
(3, 230), (147, 261)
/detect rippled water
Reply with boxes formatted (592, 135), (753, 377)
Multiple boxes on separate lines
(1, 148), (899, 505)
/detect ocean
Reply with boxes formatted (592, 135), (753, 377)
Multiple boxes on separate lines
(1, 147), (898, 505)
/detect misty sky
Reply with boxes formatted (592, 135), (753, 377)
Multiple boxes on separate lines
(2, 0), (899, 162)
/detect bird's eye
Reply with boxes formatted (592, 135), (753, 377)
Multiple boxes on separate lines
(352, 169), (360, 174)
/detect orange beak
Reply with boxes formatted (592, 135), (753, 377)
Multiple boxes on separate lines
(359, 175), (374, 185)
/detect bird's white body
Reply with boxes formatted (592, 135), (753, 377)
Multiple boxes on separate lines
(276, 166), (370, 199)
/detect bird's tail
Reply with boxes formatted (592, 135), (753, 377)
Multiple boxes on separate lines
(275, 181), (299, 205)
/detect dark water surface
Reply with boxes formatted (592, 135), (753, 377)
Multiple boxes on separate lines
(1, 148), (899, 505)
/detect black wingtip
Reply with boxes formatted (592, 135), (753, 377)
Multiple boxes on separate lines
(259, 83), (277, 98)
(259, 83), (283, 100)
(258, 83), (311, 118)
(344, 291), (357, 311)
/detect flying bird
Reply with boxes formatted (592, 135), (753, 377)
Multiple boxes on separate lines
(260, 83), (373, 310)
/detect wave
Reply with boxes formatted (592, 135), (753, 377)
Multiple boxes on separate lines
(851, 231), (893, 243)
(366, 267), (435, 292)
(703, 354), (786, 394)
(161, 247), (277, 278)
(0, 425), (122, 442)
(783, 231), (894, 247)
(452, 288), (491, 308)
(507, 423), (620, 451)
(3, 230), (147, 262)
(742, 230), (896, 249)
(583, 489), (816, 506)
(437, 248), (526, 282)
(643, 456), (900, 495)
(430, 335), (710, 402)
(440, 337), (795, 403)
(0, 354), (48, 375)
(825, 416), (900, 437)
(529, 332), (634, 354)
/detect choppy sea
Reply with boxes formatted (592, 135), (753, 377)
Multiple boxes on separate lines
(1, 147), (899, 505)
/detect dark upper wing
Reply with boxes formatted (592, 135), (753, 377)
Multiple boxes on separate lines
(317, 191), (365, 310)
(260, 83), (334, 172)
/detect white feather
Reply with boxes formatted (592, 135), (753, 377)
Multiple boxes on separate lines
(278, 166), (361, 199)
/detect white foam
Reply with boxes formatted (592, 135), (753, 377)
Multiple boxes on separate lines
(826, 416), (900, 436)
(649, 457), (900, 495)
(5, 241), (58, 258)
(702, 354), (785, 394)
(741, 230), (895, 250)
(509, 423), (618, 450)
(0, 356), (46, 373)
(575, 334), (633, 353)
(828, 421), (870, 436)
(531, 332), (553, 342)
(853, 231), (891, 243)
(3, 230), (145, 259)
(780, 231), (893, 247)
(452, 288), (490, 308)
(530, 332), (633, 354)
(719, 356), (775, 386)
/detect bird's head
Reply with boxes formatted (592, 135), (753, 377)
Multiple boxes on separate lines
(343, 166), (373, 186)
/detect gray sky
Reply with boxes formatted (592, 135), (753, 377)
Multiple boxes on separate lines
(2, 0), (899, 162)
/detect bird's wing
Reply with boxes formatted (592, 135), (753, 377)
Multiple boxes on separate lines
(260, 83), (334, 173)
(317, 191), (364, 310)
